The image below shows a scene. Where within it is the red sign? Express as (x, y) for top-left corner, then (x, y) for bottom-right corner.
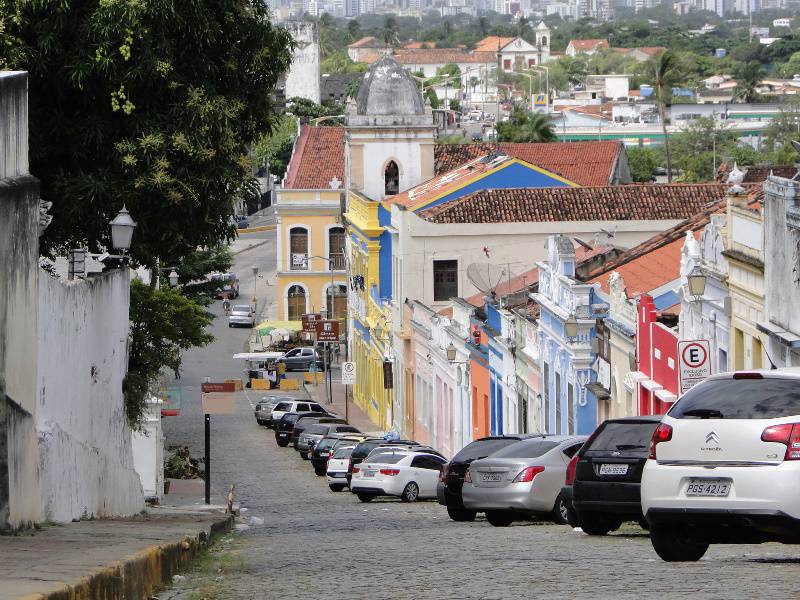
(302, 313), (322, 333)
(201, 382), (235, 393)
(315, 319), (340, 342)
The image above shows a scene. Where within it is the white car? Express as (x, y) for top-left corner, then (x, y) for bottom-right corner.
(642, 370), (800, 562)
(228, 304), (255, 328)
(270, 400), (327, 425)
(326, 445), (356, 492)
(350, 451), (447, 503)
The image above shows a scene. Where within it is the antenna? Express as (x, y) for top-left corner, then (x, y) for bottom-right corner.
(467, 262), (516, 304)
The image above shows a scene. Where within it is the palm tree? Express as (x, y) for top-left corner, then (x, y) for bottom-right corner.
(566, 59), (588, 89)
(517, 17), (529, 39)
(347, 19), (361, 42)
(382, 16), (398, 48)
(734, 61), (764, 104)
(477, 16), (489, 38)
(498, 108), (556, 142)
(653, 51), (677, 183)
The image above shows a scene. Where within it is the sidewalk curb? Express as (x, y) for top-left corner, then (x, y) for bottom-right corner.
(232, 238), (270, 256)
(19, 514), (234, 600)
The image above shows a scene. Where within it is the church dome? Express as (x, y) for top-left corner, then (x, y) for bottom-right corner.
(356, 55), (425, 116)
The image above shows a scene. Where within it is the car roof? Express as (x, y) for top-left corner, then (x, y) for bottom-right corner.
(704, 368), (800, 382)
(602, 415), (663, 424)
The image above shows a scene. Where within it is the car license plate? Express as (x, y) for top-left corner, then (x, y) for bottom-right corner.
(480, 472), (502, 482)
(686, 478), (731, 497)
(599, 464), (628, 476)
(363, 471), (375, 478)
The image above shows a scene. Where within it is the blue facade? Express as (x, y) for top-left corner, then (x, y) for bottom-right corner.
(378, 204), (393, 300)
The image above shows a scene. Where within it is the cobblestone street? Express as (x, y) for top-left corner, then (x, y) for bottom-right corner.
(159, 233), (800, 600)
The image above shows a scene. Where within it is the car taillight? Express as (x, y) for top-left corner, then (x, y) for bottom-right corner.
(352, 466), (360, 474)
(648, 423), (673, 460)
(761, 423), (800, 460)
(733, 372), (763, 379)
(439, 464), (450, 483)
(512, 466), (545, 483)
(464, 470), (472, 483)
(380, 468), (400, 476)
(348, 458), (353, 471)
(565, 454), (580, 486)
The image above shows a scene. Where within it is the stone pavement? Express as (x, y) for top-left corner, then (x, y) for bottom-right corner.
(0, 505), (232, 600)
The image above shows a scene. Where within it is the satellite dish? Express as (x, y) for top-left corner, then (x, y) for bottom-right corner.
(467, 262), (516, 303)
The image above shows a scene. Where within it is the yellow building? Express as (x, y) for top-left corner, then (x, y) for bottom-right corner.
(723, 185), (767, 370)
(276, 125), (348, 323)
(344, 191), (394, 429)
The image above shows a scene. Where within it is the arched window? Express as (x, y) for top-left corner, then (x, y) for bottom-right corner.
(287, 285), (306, 321)
(289, 226), (308, 270)
(384, 160), (399, 196)
(326, 284), (348, 320)
(328, 226), (346, 270)
(540, 35), (547, 47)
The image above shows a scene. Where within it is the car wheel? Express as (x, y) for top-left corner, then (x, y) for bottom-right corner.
(446, 501), (477, 522)
(299, 452), (308, 460)
(314, 467), (326, 476)
(276, 438), (289, 447)
(650, 526), (708, 562)
(357, 493), (373, 503)
(552, 492), (570, 525)
(637, 516), (651, 531)
(329, 484), (345, 492)
(485, 511), (514, 527)
(401, 482), (419, 503)
(579, 515), (622, 536)
(228, 323), (233, 328)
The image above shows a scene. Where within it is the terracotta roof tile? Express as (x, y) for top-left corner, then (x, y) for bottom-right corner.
(434, 141), (623, 185)
(283, 125), (345, 190)
(348, 36), (382, 48)
(419, 184), (731, 224)
(568, 39), (609, 52)
(474, 36), (515, 52)
(396, 49), (496, 65)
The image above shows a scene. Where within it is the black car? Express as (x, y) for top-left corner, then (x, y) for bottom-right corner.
(346, 439), (420, 485)
(291, 416), (345, 452)
(274, 411), (321, 447)
(309, 433), (364, 476)
(562, 416), (662, 535)
(437, 434), (541, 522)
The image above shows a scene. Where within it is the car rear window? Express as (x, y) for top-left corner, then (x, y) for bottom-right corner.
(670, 378), (800, 420)
(586, 422), (659, 453)
(332, 447), (354, 459)
(364, 453), (405, 464)
(452, 438), (521, 462)
(352, 441), (380, 459)
(304, 424), (328, 435)
(490, 440), (559, 459)
(336, 426), (360, 433)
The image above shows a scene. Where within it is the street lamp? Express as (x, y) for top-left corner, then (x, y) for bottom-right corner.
(251, 264), (259, 307)
(565, 313), (579, 339)
(687, 267), (707, 301)
(110, 205), (137, 254)
(446, 341), (457, 361)
(168, 269), (179, 287)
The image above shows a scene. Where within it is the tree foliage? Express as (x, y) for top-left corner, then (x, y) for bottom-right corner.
(627, 147), (662, 182)
(254, 115), (298, 179)
(497, 109), (557, 143)
(2, 0), (293, 270)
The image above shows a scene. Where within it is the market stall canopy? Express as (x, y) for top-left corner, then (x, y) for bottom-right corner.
(232, 352), (286, 361)
(256, 320), (302, 336)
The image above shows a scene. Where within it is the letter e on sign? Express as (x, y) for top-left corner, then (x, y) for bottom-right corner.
(678, 339), (711, 396)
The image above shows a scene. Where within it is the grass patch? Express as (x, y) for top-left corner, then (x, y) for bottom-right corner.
(160, 533), (246, 600)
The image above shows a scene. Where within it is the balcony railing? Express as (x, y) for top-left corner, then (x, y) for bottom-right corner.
(329, 253), (346, 271)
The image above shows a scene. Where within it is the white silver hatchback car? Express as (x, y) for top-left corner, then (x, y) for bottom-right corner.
(642, 370), (800, 561)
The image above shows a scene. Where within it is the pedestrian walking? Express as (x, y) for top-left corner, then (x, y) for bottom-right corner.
(222, 293), (231, 315)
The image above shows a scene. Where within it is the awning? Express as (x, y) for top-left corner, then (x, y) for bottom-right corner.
(640, 378), (663, 392)
(256, 320), (303, 336)
(585, 382), (611, 400)
(654, 388), (678, 403)
(232, 352), (285, 361)
(757, 320), (800, 348)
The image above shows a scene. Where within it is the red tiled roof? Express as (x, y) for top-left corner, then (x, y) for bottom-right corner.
(474, 36), (515, 52)
(434, 141), (623, 185)
(395, 49), (496, 65)
(403, 41), (437, 49)
(283, 125), (345, 190)
(419, 184), (732, 224)
(568, 39), (609, 52)
(348, 36), (382, 48)
(716, 162), (798, 184)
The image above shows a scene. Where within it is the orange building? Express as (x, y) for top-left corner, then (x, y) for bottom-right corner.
(469, 323), (491, 439)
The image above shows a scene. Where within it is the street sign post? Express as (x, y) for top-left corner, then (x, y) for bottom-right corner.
(302, 313), (322, 334)
(341, 361), (356, 385)
(315, 319), (339, 342)
(678, 339), (711, 396)
(200, 381), (238, 504)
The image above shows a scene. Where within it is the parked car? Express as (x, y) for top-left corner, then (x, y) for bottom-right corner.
(470, 132), (482, 142)
(228, 304), (255, 328)
(642, 370), (800, 562)
(438, 435), (541, 522)
(462, 435), (586, 527)
(274, 411), (324, 447)
(270, 400), (326, 426)
(279, 347), (324, 371)
(563, 416), (661, 535)
(350, 451), (447, 502)
(236, 215), (249, 229)
(292, 416), (345, 453)
(297, 422), (359, 458)
(365, 445), (445, 461)
(327, 445), (357, 492)
(346, 439), (421, 484)
(254, 396), (290, 426)
(211, 272), (240, 299)
(310, 434), (366, 476)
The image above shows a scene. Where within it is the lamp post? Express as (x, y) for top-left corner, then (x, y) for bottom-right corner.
(565, 313), (579, 340)
(251, 264), (259, 309)
(168, 269), (179, 287)
(110, 205), (137, 256)
(687, 267), (707, 301)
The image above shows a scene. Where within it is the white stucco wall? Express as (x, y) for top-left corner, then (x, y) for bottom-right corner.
(131, 396), (164, 502)
(37, 269), (144, 522)
(285, 22), (321, 104)
(360, 137), (424, 201)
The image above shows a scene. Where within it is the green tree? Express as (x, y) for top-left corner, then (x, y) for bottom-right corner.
(497, 109), (557, 142)
(653, 51), (679, 182)
(733, 61), (764, 103)
(383, 16), (399, 47)
(627, 147), (662, 182)
(2, 0), (293, 271)
(764, 100), (800, 165)
(321, 50), (369, 75)
(347, 19), (361, 41)
(669, 116), (740, 182)
(254, 115), (298, 179)
(125, 280), (214, 427)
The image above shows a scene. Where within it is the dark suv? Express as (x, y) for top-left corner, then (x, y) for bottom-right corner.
(438, 435), (540, 522)
(275, 412), (321, 447)
(291, 416), (346, 452)
(346, 439), (420, 484)
(562, 416), (661, 535)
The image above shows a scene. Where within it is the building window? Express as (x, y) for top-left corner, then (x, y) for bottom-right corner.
(555, 371), (562, 434)
(433, 259), (458, 301)
(528, 58), (536, 67)
(289, 227), (309, 270)
(503, 58), (511, 70)
(595, 319), (611, 362)
(287, 285), (306, 320)
(326, 284), (348, 320)
(543, 362), (550, 433)
(541, 36), (547, 47)
(384, 160), (399, 196)
(328, 227), (346, 270)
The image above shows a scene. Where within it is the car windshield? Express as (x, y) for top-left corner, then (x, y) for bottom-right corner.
(586, 422), (659, 452)
(489, 440), (559, 459)
(332, 447), (354, 459)
(232, 305), (250, 313)
(364, 453), (406, 464)
(670, 378), (800, 420)
(452, 438), (523, 463)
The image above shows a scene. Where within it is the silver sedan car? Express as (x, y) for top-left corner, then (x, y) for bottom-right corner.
(462, 435), (587, 527)
(228, 304), (255, 328)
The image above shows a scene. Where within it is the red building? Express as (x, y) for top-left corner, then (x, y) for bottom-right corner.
(635, 294), (679, 416)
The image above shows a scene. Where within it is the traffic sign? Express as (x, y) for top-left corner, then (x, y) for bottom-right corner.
(315, 319), (340, 342)
(302, 313), (322, 334)
(341, 361), (356, 385)
(678, 339), (711, 395)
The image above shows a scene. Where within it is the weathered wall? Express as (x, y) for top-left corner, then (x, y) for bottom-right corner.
(37, 269), (144, 522)
(0, 70), (41, 532)
(284, 21), (320, 104)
